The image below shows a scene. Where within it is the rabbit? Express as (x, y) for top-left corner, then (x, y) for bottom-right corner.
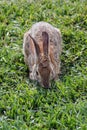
(23, 21), (62, 88)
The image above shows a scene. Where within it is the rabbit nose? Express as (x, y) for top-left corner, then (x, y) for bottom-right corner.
(45, 85), (49, 89)
(43, 82), (49, 88)
(41, 78), (50, 88)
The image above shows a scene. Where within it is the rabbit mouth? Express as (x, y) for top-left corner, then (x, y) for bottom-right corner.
(42, 80), (49, 88)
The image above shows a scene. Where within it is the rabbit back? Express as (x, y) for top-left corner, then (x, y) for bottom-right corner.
(23, 21), (62, 80)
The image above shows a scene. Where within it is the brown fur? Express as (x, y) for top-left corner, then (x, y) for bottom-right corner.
(23, 22), (62, 88)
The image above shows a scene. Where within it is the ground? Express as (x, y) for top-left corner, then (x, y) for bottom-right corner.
(0, 0), (87, 130)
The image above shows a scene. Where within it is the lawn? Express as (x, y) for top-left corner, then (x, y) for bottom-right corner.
(0, 0), (87, 130)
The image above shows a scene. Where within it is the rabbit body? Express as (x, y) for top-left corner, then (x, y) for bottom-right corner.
(23, 21), (62, 88)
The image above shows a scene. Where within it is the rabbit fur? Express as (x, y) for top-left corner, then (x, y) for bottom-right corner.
(23, 21), (62, 88)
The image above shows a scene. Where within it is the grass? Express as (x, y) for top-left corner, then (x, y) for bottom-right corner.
(0, 0), (87, 129)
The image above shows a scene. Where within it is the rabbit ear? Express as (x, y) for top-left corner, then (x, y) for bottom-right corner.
(29, 34), (40, 57)
(42, 32), (49, 56)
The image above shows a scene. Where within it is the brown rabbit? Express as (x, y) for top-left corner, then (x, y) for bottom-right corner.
(23, 22), (62, 88)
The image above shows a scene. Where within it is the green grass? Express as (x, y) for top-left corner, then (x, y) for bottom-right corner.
(0, 0), (87, 129)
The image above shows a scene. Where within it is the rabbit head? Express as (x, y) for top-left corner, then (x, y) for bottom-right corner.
(29, 32), (51, 88)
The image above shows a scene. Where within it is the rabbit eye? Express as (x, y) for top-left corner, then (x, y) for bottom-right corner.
(36, 71), (39, 75)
